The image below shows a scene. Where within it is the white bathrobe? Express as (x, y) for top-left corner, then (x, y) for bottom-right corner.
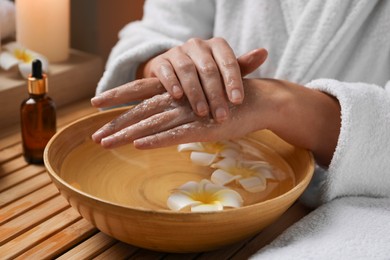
(97, 0), (390, 258)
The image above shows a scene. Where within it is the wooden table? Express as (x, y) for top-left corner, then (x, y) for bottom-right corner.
(0, 99), (312, 259)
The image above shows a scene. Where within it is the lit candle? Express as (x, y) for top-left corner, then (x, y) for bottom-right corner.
(16, 0), (69, 62)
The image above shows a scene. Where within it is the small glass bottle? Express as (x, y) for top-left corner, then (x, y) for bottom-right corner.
(20, 59), (56, 164)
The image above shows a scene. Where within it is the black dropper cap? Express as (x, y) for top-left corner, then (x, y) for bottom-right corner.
(28, 59), (48, 95)
(32, 59), (43, 79)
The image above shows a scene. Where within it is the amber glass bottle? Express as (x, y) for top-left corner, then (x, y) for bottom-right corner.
(20, 60), (56, 164)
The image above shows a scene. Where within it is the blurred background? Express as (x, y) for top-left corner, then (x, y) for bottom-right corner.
(0, 0), (145, 63)
(71, 0), (144, 63)
(0, 0), (145, 129)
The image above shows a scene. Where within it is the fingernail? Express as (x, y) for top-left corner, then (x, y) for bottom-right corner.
(92, 129), (105, 142)
(91, 96), (103, 106)
(134, 138), (147, 149)
(133, 139), (143, 148)
(172, 85), (183, 98)
(231, 89), (243, 103)
(101, 136), (114, 148)
(215, 107), (227, 122)
(196, 101), (208, 116)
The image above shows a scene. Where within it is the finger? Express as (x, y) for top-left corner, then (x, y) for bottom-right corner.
(133, 121), (220, 149)
(149, 57), (184, 99)
(92, 93), (175, 143)
(186, 38), (230, 123)
(209, 38), (244, 105)
(238, 48), (268, 76)
(168, 47), (209, 117)
(100, 105), (197, 149)
(91, 78), (164, 108)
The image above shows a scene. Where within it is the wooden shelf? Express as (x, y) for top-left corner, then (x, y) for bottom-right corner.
(0, 49), (103, 130)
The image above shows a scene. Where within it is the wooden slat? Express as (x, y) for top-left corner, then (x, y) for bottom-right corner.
(94, 242), (139, 259)
(0, 143), (22, 164)
(57, 232), (117, 260)
(0, 172), (52, 207)
(0, 164), (45, 192)
(0, 184), (59, 225)
(15, 219), (97, 260)
(0, 195), (70, 245)
(0, 130), (19, 149)
(0, 207), (81, 259)
(0, 157), (28, 177)
(162, 253), (199, 260)
(197, 237), (253, 260)
(125, 249), (165, 260)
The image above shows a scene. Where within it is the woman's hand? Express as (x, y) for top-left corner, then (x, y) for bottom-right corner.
(91, 78), (341, 167)
(92, 78), (274, 149)
(138, 38), (268, 123)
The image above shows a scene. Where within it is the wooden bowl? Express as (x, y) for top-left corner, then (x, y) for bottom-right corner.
(44, 107), (314, 253)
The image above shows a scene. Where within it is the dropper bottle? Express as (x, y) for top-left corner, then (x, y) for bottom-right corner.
(20, 59), (56, 164)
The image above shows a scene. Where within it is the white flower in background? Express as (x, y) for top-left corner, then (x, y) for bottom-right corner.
(0, 42), (49, 78)
(177, 141), (240, 166)
(211, 157), (275, 193)
(167, 179), (243, 212)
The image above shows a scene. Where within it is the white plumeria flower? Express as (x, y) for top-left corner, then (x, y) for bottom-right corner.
(177, 141), (240, 166)
(234, 139), (265, 159)
(167, 179), (243, 212)
(211, 157), (275, 193)
(0, 42), (49, 78)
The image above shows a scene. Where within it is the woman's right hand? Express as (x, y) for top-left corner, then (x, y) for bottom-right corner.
(138, 38), (268, 123)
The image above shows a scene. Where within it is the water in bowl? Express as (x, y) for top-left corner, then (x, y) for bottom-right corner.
(60, 137), (295, 211)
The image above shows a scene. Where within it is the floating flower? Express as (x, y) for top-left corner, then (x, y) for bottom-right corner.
(167, 179), (243, 212)
(234, 139), (265, 159)
(211, 157), (275, 193)
(177, 141), (240, 166)
(0, 42), (49, 78)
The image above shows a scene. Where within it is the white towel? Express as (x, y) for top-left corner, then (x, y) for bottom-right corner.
(251, 197), (390, 260)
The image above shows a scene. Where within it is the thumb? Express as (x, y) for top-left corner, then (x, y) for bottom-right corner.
(237, 48), (268, 77)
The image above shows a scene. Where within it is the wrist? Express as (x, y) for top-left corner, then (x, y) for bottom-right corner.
(264, 80), (341, 167)
(308, 90), (341, 166)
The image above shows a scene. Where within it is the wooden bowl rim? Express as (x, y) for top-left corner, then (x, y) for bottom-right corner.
(44, 107), (315, 216)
